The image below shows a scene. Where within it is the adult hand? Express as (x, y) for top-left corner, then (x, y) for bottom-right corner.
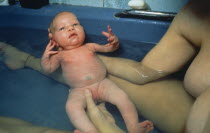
(85, 89), (125, 133)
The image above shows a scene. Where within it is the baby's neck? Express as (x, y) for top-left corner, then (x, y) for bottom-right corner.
(62, 43), (84, 51)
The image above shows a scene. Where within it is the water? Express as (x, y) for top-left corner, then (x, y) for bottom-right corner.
(0, 27), (162, 132)
(0, 26), (155, 59)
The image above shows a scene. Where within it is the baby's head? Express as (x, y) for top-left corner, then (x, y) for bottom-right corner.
(48, 11), (86, 50)
(48, 12), (76, 34)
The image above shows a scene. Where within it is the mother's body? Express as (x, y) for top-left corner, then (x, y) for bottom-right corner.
(102, 0), (210, 132)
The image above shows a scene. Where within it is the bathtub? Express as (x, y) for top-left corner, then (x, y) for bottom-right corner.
(0, 3), (171, 133)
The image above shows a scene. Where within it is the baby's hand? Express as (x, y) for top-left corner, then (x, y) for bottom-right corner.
(102, 25), (119, 51)
(42, 40), (59, 60)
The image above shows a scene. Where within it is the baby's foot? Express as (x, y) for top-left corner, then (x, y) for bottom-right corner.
(1, 44), (29, 70)
(136, 120), (154, 133)
(74, 129), (81, 133)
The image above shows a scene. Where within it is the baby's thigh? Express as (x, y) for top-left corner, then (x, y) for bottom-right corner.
(99, 79), (130, 104)
(66, 88), (87, 110)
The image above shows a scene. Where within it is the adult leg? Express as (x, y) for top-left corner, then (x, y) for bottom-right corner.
(25, 55), (65, 84)
(0, 42), (65, 84)
(1, 43), (195, 132)
(185, 88), (210, 133)
(0, 42), (29, 70)
(0, 116), (71, 133)
(108, 75), (194, 133)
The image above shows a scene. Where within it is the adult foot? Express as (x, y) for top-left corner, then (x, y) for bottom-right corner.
(0, 42), (7, 50)
(1, 43), (30, 70)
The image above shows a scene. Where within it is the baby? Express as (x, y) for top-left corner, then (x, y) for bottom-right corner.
(41, 11), (153, 133)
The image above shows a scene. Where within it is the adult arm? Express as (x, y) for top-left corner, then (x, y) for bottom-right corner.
(98, 5), (197, 84)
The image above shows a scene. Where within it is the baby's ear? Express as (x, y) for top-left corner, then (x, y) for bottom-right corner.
(48, 28), (53, 39)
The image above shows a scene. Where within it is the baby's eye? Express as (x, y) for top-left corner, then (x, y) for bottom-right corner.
(73, 23), (79, 26)
(59, 27), (65, 31)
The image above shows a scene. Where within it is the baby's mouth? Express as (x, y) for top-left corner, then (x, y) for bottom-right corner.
(69, 33), (77, 38)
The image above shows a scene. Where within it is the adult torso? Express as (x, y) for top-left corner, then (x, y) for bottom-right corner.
(181, 2), (210, 97)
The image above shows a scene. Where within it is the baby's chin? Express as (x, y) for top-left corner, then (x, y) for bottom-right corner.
(68, 37), (83, 45)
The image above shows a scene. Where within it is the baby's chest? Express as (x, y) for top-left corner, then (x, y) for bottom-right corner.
(62, 50), (95, 64)
(61, 53), (104, 75)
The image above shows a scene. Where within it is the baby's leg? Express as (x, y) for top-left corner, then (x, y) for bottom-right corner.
(99, 79), (153, 133)
(66, 89), (98, 133)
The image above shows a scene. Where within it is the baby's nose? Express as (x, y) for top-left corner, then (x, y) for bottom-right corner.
(68, 26), (74, 31)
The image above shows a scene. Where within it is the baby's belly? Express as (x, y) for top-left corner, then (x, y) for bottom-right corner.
(63, 67), (107, 88)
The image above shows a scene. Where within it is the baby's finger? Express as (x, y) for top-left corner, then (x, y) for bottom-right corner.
(107, 35), (115, 42)
(48, 51), (58, 55)
(101, 31), (109, 38)
(46, 40), (52, 49)
(46, 40), (54, 49)
(48, 42), (56, 50)
(107, 25), (114, 35)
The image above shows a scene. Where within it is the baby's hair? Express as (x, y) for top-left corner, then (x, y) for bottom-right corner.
(48, 11), (76, 34)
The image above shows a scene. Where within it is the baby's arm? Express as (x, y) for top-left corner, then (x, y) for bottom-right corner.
(87, 25), (119, 53)
(41, 40), (60, 74)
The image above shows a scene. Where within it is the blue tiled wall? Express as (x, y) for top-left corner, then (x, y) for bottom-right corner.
(50, 0), (189, 12)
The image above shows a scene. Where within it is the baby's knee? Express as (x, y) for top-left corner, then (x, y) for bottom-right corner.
(118, 90), (130, 101)
(111, 91), (131, 106)
(65, 100), (82, 114)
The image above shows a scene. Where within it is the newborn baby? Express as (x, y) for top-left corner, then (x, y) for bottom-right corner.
(41, 11), (153, 133)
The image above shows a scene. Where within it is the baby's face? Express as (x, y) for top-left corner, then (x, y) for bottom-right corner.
(51, 12), (85, 50)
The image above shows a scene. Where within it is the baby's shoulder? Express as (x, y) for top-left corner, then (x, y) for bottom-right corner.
(85, 43), (98, 47)
(84, 43), (98, 51)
